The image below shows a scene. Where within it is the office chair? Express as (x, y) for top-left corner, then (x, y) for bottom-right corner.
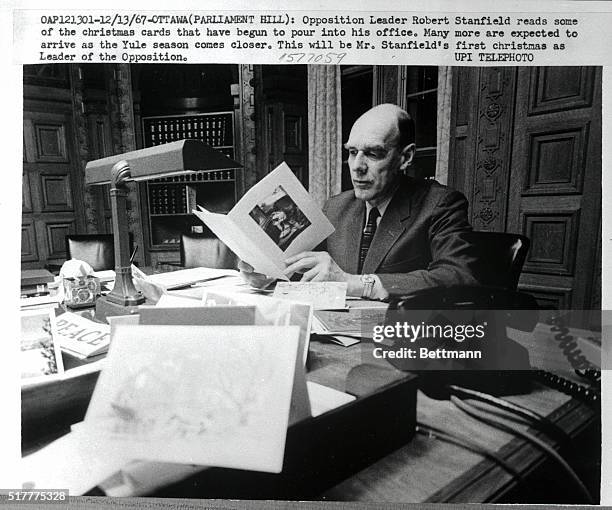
(386, 231), (535, 398)
(65, 233), (134, 272)
(179, 233), (238, 269)
(465, 231), (530, 291)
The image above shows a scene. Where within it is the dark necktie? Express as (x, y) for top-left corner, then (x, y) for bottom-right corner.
(358, 207), (380, 273)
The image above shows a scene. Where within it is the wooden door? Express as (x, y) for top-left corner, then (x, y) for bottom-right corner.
(22, 107), (85, 269)
(448, 66), (601, 310)
(263, 102), (308, 186)
(507, 67), (601, 309)
(256, 66), (309, 187)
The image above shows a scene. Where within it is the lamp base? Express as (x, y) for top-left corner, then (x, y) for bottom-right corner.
(94, 295), (142, 323)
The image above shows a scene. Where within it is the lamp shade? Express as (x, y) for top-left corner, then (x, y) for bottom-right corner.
(85, 139), (241, 185)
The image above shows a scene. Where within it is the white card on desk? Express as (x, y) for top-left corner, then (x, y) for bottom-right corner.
(273, 281), (347, 310)
(83, 325), (300, 473)
(55, 311), (110, 359)
(146, 267), (238, 290)
(21, 430), (131, 495)
(328, 335), (361, 347)
(91, 269), (116, 282)
(155, 294), (207, 308)
(203, 290), (313, 366)
(139, 305), (257, 326)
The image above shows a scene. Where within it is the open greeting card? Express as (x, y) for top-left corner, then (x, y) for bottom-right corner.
(192, 162), (334, 280)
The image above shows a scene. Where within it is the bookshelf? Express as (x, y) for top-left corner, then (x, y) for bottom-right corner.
(142, 112), (237, 250)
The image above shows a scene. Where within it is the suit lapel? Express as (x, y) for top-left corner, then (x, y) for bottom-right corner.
(362, 182), (413, 273)
(339, 197), (365, 274)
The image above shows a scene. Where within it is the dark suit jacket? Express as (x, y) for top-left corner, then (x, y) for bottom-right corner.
(322, 177), (478, 296)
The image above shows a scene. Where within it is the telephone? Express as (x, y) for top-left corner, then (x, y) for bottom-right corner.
(384, 285), (537, 399)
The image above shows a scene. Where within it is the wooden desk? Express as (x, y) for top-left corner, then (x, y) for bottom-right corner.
(21, 305), (600, 503)
(307, 334), (599, 503)
(146, 334), (597, 502)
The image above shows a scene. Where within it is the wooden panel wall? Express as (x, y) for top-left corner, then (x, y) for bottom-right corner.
(448, 67), (601, 310)
(22, 84), (85, 269)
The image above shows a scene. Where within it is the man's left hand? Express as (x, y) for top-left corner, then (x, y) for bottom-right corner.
(284, 251), (347, 282)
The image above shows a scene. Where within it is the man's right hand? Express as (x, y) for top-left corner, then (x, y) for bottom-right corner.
(237, 260), (276, 289)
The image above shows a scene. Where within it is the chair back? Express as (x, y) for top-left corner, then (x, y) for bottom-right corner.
(66, 234), (115, 271)
(465, 231), (530, 291)
(180, 233), (237, 269)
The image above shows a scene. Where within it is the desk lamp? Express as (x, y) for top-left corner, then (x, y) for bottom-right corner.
(85, 139), (241, 320)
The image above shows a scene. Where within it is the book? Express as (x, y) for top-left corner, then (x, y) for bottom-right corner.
(192, 162), (334, 281)
(21, 269), (54, 287)
(55, 311), (111, 359)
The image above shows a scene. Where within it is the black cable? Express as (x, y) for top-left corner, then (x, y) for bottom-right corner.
(533, 369), (600, 408)
(416, 422), (526, 490)
(574, 368), (601, 385)
(450, 396), (593, 503)
(448, 384), (572, 447)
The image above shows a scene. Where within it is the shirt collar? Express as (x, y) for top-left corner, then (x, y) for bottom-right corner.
(366, 194), (393, 219)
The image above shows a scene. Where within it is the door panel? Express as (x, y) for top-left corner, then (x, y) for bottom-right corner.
(40, 219), (75, 259)
(448, 66), (601, 309)
(21, 221), (39, 263)
(22, 105), (83, 269)
(37, 168), (74, 212)
(528, 67), (595, 115)
(22, 173), (32, 213)
(508, 67), (601, 309)
(32, 122), (69, 162)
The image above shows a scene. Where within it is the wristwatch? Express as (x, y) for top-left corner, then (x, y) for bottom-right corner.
(360, 274), (376, 299)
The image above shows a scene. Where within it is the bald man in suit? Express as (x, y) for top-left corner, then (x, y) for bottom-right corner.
(245, 104), (478, 300)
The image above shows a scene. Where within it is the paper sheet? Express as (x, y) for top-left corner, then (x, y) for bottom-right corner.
(203, 290), (313, 366)
(155, 294), (205, 307)
(55, 311), (110, 359)
(307, 381), (356, 417)
(146, 267), (239, 290)
(21, 430), (132, 495)
(273, 281), (347, 310)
